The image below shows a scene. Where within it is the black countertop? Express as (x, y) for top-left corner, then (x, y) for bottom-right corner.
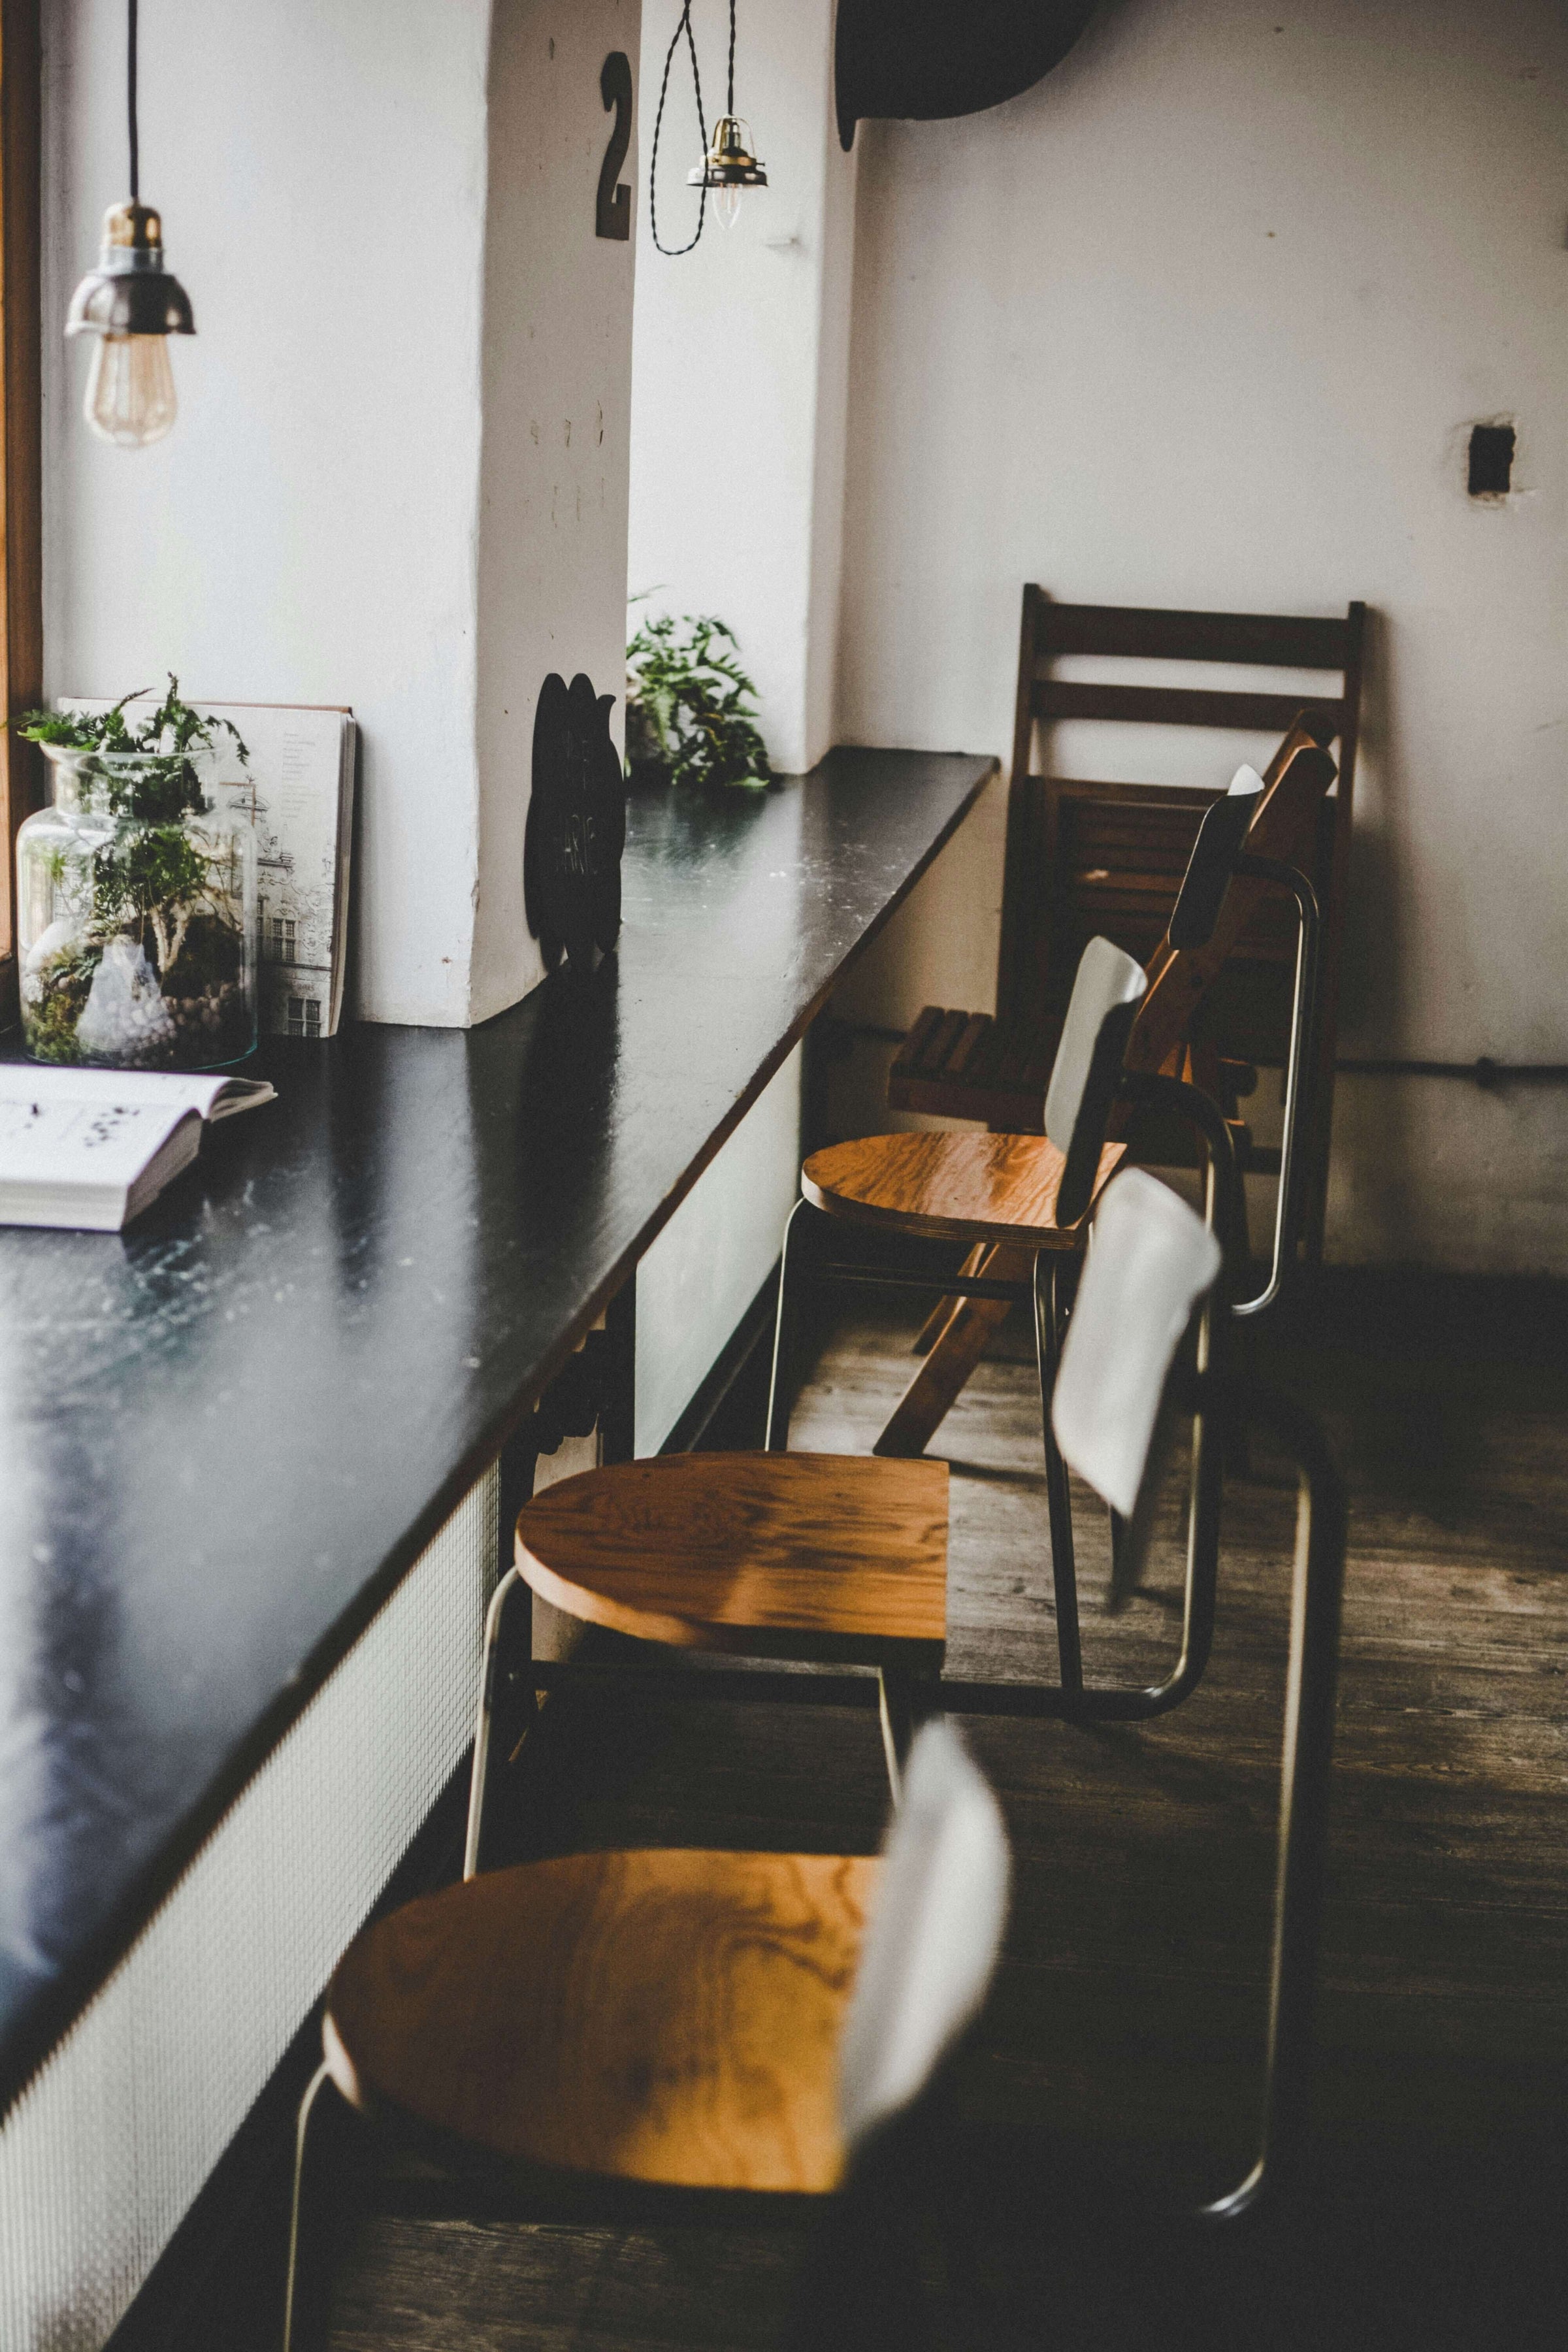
(0, 745), (994, 2113)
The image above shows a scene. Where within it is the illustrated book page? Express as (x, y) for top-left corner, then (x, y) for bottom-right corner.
(60, 698), (357, 1039)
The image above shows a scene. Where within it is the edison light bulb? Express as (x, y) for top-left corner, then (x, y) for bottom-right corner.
(714, 184), (744, 229)
(84, 332), (177, 449)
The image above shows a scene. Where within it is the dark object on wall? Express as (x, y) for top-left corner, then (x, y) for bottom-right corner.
(1467, 422), (1514, 497)
(597, 52), (633, 239)
(835, 0), (1098, 150)
(524, 673), (627, 974)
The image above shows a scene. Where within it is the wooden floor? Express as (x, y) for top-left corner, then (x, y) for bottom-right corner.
(168, 1273), (1568, 2350)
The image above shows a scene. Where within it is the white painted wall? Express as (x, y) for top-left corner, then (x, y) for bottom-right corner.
(834, 0), (1568, 1273)
(627, 0), (857, 772)
(42, 0), (642, 1030)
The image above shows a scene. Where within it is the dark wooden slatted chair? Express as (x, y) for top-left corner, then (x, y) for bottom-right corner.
(889, 588), (1365, 1260)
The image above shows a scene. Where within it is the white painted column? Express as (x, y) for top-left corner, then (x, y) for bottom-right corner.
(43, 0), (643, 1030)
(628, 0), (857, 774)
(472, 0), (643, 1022)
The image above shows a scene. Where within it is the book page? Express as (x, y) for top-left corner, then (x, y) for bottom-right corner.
(0, 1065), (272, 1122)
(0, 1091), (189, 1192)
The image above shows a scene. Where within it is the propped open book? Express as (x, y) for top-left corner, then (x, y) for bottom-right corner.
(0, 1066), (275, 1231)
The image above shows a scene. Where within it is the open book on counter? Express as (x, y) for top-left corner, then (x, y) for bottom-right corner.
(62, 698), (356, 1039)
(0, 1065), (275, 1232)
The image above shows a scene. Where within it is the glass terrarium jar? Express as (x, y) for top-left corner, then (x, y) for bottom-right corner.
(16, 744), (257, 1068)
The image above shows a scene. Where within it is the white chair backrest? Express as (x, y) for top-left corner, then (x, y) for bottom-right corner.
(838, 1720), (1011, 2157)
(1051, 1168), (1222, 1517)
(1043, 934), (1147, 1160)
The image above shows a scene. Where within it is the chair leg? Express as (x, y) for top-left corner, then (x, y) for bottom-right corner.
(911, 1243), (988, 1354)
(1035, 1252), (1084, 1706)
(766, 1196), (817, 1452)
(873, 1245), (1029, 1458)
(1199, 1390), (1345, 2223)
(463, 1563), (522, 1881)
(877, 1665), (941, 1803)
(280, 2059), (337, 2352)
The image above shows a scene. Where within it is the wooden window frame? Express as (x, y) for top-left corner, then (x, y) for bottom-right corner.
(0, 0), (42, 1031)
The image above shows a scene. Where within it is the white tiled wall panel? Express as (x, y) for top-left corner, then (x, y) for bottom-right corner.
(0, 1467), (498, 2352)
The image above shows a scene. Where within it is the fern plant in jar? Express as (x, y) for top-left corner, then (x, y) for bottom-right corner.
(12, 681), (257, 1068)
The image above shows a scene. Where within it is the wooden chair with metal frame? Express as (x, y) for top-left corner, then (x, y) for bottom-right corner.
(768, 728), (1331, 1722)
(870, 711), (1340, 1466)
(455, 904), (1199, 1821)
(1036, 1168), (1346, 2222)
(792, 1179), (1347, 2336)
(281, 1716), (1012, 2352)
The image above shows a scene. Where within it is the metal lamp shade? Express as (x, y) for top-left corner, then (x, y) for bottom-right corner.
(65, 201), (196, 339)
(687, 116), (768, 190)
(67, 267), (195, 338)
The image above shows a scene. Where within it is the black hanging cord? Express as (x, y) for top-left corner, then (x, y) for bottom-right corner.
(649, 1), (708, 256)
(127, 0), (140, 203)
(726, 0), (738, 118)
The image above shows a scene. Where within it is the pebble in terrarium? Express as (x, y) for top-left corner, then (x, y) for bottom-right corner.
(10, 678), (259, 1070)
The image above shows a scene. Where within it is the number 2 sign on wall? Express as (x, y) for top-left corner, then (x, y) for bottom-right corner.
(597, 53), (634, 240)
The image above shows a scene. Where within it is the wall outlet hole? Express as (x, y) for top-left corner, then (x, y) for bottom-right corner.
(1467, 423), (1515, 497)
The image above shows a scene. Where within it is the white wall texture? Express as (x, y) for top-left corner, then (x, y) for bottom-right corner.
(42, 0), (641, 1029)
(474, 0), (642, 1021)
(833, 0), (1568, 1273)
(627, 0), (857, 772)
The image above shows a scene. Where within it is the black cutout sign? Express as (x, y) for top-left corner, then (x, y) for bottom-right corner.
(597, 53), (633, 239)
(525, 672), (627, 974)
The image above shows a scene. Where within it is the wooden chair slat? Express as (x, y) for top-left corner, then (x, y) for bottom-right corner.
(900, 1001), (944, 1070)
(1037, 601), (1355, 670)
(947, 1012), (992, 1075)
(1033, 680), (1346, 735)
(922, 1007), (969, 1074)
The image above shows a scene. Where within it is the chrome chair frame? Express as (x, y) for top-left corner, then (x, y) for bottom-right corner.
(762, 1058), (1245, 1735)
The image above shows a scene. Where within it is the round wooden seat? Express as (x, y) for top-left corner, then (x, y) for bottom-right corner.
(324, 1848), (877, 2191)
(801, 1129), (1125, 1249)
(516, 1450), (947, 1663)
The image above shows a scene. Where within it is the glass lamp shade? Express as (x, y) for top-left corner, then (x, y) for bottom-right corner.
(84, 333), (178, 448)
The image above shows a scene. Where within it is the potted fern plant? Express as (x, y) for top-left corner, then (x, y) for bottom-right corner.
(626, 613), (772, 791)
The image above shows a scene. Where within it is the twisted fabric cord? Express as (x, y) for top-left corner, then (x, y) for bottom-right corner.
(649, 1), (709, 255)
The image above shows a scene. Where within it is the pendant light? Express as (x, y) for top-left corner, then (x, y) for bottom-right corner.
(65, 0), (195, 448)
(649, 0), (766, 255)
(687, 1), (767, 229)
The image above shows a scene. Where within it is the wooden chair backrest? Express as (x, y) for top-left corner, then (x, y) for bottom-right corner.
(999, 588), (1364, 1050)
(1000, 589), (1364, 1255)
(1123, 719), (1337, 1080)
